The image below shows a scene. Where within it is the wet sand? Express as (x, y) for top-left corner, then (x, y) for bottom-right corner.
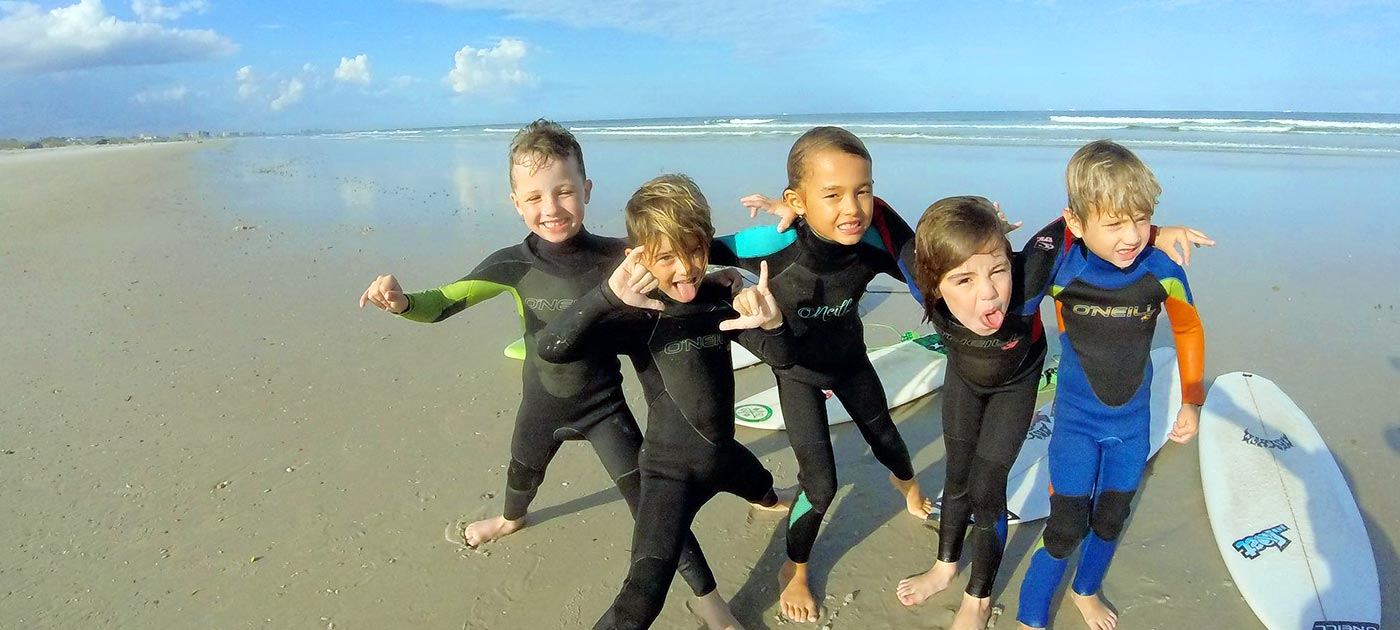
(0, 140), (1395, 629)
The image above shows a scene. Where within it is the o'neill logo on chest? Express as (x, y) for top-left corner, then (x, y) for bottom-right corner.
(796, 298), (853, 320)
(1070, 304), (1156, 321)
(664, 333), (724, 355)
(1312, 622), (1379, 630)
(1232, 524), (1291, 559)
(525, 297), (575, 311)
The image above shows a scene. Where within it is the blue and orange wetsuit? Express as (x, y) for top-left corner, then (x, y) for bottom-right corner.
(1015, 218), (1205, 628)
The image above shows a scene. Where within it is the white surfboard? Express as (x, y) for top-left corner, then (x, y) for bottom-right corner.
(731, 343), (762, 369)
(932, 347), (1181, 526)
(733, 333), (948, 431)
(1199, 372), (1381, 630)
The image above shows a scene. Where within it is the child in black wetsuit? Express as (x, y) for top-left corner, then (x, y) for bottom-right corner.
(358, 122), (746, 629)
(538, 174), (792, 630)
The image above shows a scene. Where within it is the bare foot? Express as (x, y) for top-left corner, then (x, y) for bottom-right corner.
(751, 486), (796, 513)
(688, 589), (746, 630)
(460, 515), (524, 547)
(778, 560), (820, 623)
(1070, 590), (1118, 630)
(891, 474), (933, 519)
(895, 560), (957, 606)
(949, 593), (993, 630)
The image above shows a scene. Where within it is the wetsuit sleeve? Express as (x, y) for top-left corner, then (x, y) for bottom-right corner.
(536, 283), (643, 364)
(867, 196), (925, 305)
(710, 225), (797, 273)
(732, 323), (795, 369)
(1011, 217), (1073, 317)
(397, 256), (521, 324)
(1159, 264), (1206, 405)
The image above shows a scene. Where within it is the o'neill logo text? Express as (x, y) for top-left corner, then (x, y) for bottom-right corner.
(1233, 524), (1291, 559)
(796, 298), (853, 320)
(664, 334), (723, 355)
(525, 297), (575, 311)
(1071, 304), (1157, 320)
(1242, 429), (1293, 451)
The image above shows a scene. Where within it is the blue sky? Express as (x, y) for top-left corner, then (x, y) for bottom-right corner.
(1, 0), (1398, 137)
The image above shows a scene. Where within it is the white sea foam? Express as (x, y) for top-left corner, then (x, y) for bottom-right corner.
(726, 118), (776, 125)
(1050, 115), (1252, 125)
(1267, 118), (1400, 131)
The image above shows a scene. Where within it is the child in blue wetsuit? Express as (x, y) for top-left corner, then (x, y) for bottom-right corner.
(538, 174), (792, 630)
(1015, 141), (1206, 630)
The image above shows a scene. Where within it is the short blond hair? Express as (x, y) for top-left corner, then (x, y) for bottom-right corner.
(1065, 140), (1161, 222)
(786, 126), (871, 190)
(913, 196), (1011, 305)
(508, 119), (585, 188)
(625, 174), (715, 266)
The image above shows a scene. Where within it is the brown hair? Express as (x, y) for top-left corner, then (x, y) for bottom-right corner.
(913, 196), (1011, 313)
(624, 174), (715, 271)
(1064, 140), (1160, 222)
(508, 118), (585, 188)
(785, 126), (871, 190)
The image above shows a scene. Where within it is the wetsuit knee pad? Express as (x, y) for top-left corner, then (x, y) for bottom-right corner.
(1089, 489), (1136, 542)
(506, 458), (547, 491)
(1042, 494), (1092, 559)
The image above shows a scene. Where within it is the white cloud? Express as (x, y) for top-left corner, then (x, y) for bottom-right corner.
(0, 0), (236, 74)
(131, 0), (208, 22)
(132, 84), (188, 103)
(335, 54), (371, 85)
(444, 38), (532, 95)
(235, 64), (258, 99)
(270, 77), (304, 111)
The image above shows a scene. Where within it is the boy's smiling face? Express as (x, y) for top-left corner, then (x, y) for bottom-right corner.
(641, 237), (709, 303)
(784, 149), (874, 245)
(510, 154), (591, 243)
(1065, 205), (1151, 269)
(937, 249), (1013, 336)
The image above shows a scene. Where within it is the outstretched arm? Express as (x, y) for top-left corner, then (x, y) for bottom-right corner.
(1151, 225), (1216, 267)
(536, 249), (657, 364)
(1161, 266), (1206, 444)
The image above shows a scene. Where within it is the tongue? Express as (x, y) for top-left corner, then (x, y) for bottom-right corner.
(981, 309), (1005, 330)
(673, 281), (698, 302)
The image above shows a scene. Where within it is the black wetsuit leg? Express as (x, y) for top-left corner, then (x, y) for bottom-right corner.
(581, 410), (718, 598)
(937, 366), (1040, 598)
(503, 412), (566, 521)
(830, 358), (916, 482)
(777, 374), (839, 565)
(594, 440), (777, 630)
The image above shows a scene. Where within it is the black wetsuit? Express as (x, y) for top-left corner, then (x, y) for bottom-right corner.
(891, 221), (1060, 599)
(711, 201), (917, 565)
(397, 230), (713, 595)
(537, 281), (790, 630)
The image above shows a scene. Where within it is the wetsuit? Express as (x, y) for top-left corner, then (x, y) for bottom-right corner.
(537, 280), (790, 630)
(854, 201), (1057, 598)
(1014, 219), (1205, 628)
(710, 198), (918, 565)
(397, 230), (715, 596)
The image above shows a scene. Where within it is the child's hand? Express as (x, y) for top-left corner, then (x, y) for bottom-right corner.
(1153, 226), (1216, 266)
(705, 267), (746, 297)
(993, 201), (1023, 234)
(721, 261), (782, 331)
(1169, 403), (1201, 444)
(741, 193), (799, 232)
(608, 248), (665, 311)
(360, 274), (408, 314)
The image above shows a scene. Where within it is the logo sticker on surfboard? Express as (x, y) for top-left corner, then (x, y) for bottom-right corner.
(735, 404), (773, 423)
(1232, 524), (1291, 559)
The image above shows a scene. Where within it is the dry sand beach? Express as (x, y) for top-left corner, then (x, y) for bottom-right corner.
(2, 139), (1397, 629)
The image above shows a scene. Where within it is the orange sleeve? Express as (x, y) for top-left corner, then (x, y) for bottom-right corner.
(1164, 296), (1205, 405)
